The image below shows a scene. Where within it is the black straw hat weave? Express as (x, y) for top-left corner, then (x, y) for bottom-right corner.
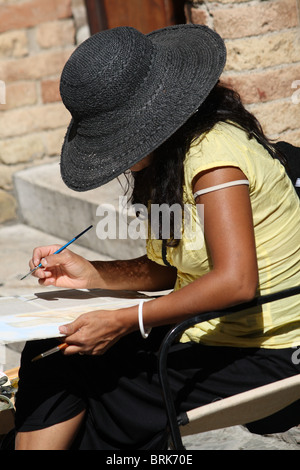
(60, 24), (226, 191)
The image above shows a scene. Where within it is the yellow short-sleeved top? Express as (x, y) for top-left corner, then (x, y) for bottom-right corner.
(146, 122), (300, 348)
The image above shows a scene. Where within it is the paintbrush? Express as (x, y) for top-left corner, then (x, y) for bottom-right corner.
(32, 342), (68, 362)
(20, 225), (93, 280)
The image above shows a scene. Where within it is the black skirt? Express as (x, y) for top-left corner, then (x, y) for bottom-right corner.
(15, 326), (300, 450)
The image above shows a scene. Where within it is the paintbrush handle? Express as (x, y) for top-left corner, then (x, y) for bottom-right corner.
(40, 224), (94, 262)
(21, 225), (93, 280)
(32, 343), (68, 362)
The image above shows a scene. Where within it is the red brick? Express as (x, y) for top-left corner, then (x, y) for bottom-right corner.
(250, 100), (300, 136)
(0, 103), (70, 138)
(225, 30), (300, 72)
(186, 5), (210, 26)
(0, 49), (73, 81)
(36, 20), (75, 49)
(1, 81), (37, 110)
(213, 0), (298, 39)
(41, 79), (61, 103)
(0, 30), (28, 58)
(222, 64), (300, 104)
(0, 0), (72, 33)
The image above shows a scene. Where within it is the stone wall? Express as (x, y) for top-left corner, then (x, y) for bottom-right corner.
(186, 0), (300, 145)
(0, 0), (89, 223)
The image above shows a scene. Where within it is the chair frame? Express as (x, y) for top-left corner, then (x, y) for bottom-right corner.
(157, 285), (300, 450)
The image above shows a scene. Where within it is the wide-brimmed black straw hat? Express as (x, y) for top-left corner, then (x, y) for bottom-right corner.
(60, 24), (226, 191)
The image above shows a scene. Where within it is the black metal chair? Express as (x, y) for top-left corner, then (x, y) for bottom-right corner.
(158, 285), (300, 450)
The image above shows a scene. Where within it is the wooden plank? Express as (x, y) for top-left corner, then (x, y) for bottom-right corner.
(103, 0), (169, 33)
(85, 0), (186, 35)
(84, 0), (108, 34)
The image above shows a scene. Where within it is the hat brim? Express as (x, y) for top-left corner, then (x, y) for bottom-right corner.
(60, 24), (226, 192)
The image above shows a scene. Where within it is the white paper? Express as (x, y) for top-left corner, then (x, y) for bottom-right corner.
(0, 289), (152, 344)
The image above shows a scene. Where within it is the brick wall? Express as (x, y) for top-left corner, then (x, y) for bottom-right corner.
(0, 0), (89, 223)
(186, 0), (300, 145)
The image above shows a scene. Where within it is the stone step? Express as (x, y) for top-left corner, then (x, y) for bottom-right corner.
(0, 222), (105, 371)
(13, 162), (146, 260)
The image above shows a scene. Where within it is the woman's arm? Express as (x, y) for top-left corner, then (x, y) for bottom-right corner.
(89, 257), (177, 291)
(30, 248), (177, 292)
(60, 166), (259, 356)
(142, 166), (258, 326)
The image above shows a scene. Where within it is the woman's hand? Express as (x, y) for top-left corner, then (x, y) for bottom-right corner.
(58, 306), (137, 355)
(29, 245), (99, 289)
(29, 249), (177, 292)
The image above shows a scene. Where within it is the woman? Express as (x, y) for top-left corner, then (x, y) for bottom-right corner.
(14, 24), (300, 450)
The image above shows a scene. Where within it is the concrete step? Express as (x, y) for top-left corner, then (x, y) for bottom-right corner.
(13, 162), (146, 260)
(0, 223), (106, 298)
